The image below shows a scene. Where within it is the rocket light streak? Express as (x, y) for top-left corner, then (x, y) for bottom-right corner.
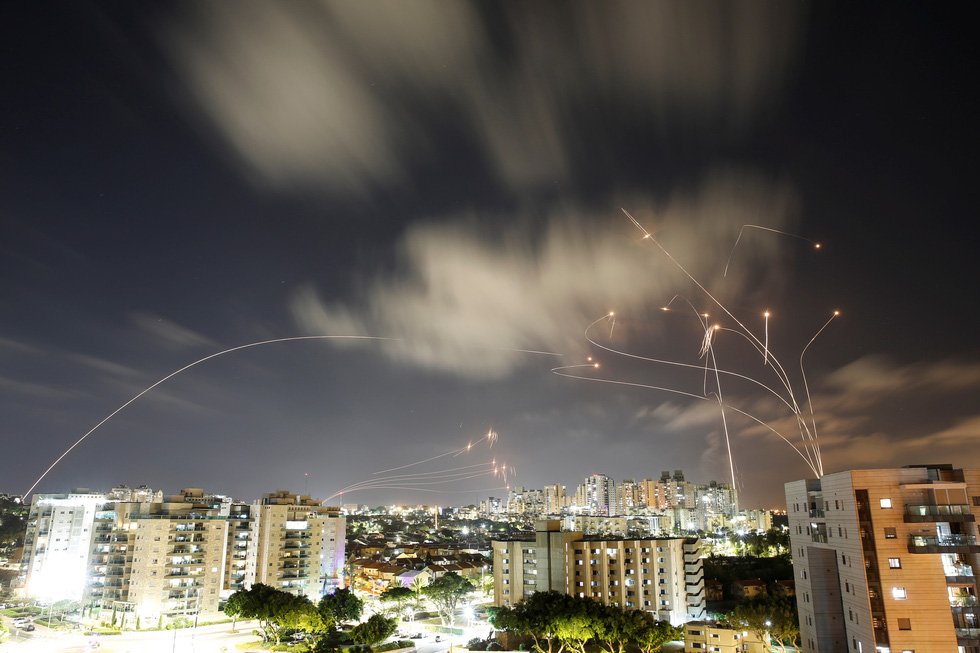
(374, 429), (497, 474)
(621, 209), (832, 477)
(799, 311), (840, 469)
(583, 315), (801, 417)
(572, 211), (837, 480)
(588, 308), (826, 477)
(25, 335), (553, 497)
(550, 365), (821, 476)
(723, 224), (822, 277)
(763, 311), (770, 366)
(325, 460), (507, 502)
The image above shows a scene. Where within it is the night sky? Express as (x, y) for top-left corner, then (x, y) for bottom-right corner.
(2, 2), (978, 508)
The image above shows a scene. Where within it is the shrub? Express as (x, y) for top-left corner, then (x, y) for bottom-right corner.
(486, 643), (502, 651)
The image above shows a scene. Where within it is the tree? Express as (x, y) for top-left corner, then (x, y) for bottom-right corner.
(552, 611), (595, 653)
(592, 605), (642, 653)
(379, 586), (414, 621)
(489, 591), (572, 653)
(224, 590), (248, 632)
(224, 583), (319, 645)
(318, 587), (364, 626)
(633, 616), (681, 653)
(409, 576), (427, 612)
(423, 572), (474, 626)
(351, 613), (398, 648)
(728, 595), (800, 653)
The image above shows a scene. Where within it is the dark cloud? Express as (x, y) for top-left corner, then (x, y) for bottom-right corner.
(162, 0), (804, 194)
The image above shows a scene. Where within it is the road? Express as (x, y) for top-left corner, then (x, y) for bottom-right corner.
(1, 618), (488, 653)
(1, 620), (262, 653)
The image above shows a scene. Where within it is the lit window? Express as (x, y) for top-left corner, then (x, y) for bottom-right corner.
(888, 558), (901, 569)
(884, 527), (897, 539)
(892, 587), (907, 600)
(880, 498), (892, 508)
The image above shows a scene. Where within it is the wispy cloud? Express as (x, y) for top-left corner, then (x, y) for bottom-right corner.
(0, 375), (78, 400)
(291, 173), (797, 378)
(161, 1), (804, 195)
(129, 312), (216, 350)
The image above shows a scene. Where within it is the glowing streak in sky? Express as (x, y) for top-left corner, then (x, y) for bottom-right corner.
(763, 311), (770, 366)
(723, 224), (822, 277)
(562, 211), (840, 481)
(25, 335), (554, 497)
(375, 427), (499, 473)
(799, 310), (840, 475)
(551, 364), (821, 476)
(620, 209), (835, 477)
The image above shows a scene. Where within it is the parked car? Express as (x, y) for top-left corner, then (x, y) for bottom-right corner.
(20, 624), (36, 632)
(12, 617), (34, 627)
(434, 635), (443, 642)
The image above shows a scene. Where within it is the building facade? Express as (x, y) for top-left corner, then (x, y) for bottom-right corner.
(21, 487), (345, 626)
(492, 520), (705, 626)
(786, 465), (980, 653)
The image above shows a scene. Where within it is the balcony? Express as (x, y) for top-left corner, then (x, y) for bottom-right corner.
(956, 628), (980, 644)
(809, 508), (825, 518)
(908, 534), (980, 554)
(946, 564), (975, 584)
(905, 504), (975, 523)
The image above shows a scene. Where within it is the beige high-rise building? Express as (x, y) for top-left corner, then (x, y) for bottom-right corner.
(492, 520), (704, 626)
(786, 464), (980, 653)
(492, 520), (581, 607)
(126, 510), (227, 621)
(247, 490), (345, 599)
(543, 484), (567, 515)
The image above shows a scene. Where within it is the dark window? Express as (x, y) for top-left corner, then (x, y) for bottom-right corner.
(898, 618), (911, 630)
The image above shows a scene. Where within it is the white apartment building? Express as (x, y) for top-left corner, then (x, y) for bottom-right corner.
(786, 464), (980, 653)
(21, 490), (108, 600)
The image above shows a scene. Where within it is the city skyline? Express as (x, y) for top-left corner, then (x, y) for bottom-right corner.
(2, 3), (979, 507)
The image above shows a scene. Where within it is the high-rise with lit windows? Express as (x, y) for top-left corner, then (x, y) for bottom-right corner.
(786, 465), (980, 653)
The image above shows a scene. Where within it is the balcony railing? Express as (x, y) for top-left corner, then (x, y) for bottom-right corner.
(909, 534), (980, 553)
(809, 509), (825, 518)
(956, 627), (980, 641)
(905, 504), (975, 522)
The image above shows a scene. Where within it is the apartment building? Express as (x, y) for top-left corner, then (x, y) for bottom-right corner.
(492, 520), (705, 626)
(492, 519), (581, 606)
(683, 621), (766, 652)
(568, 535), (705, 626)
(786, 464), (980, 653)
(21, 490), (109, 600)
(544, 484), (567, 515)
(248, 490), (346, 599)
(22, 486), (345, 625)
